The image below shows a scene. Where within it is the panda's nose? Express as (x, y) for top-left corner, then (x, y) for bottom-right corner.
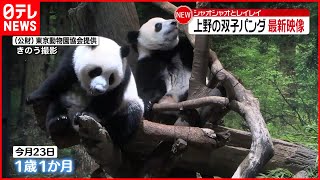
(171, 21), (177, 26)
(93, 84), (107, 94)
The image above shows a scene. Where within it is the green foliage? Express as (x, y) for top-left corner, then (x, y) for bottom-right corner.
(224, 111), (248, 131)
(267, 122), (318, 150)
(257, 160), (318, 178)
(258, 168), (294, 178)
(214, 4), (318, 174)
(215, 22), (318, 149)
(58, 148), (74, 158)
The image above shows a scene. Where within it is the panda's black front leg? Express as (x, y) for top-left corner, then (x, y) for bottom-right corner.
(140, 90), (164, 119)
(46, 99), (77, 137)
(26, 58), (77, 105)
(163, 65), (190, 104)
(105, 101), (143, 147)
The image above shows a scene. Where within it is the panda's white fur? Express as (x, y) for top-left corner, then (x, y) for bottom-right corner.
(123, 72), (143, 107)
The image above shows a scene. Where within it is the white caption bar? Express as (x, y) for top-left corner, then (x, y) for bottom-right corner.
(13, 146), (58, 158)
(12, 36), (99, 46)
(188, 17), (309, 35)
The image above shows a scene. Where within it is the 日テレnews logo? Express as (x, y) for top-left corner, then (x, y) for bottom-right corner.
(1, 1), (40, 35)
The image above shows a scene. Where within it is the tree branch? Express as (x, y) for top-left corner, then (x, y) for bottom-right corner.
(187, 2), (211, 99)
(138, 120), (229, 148)
(153, 96), (229, 112)
(188, 34), (211, 99)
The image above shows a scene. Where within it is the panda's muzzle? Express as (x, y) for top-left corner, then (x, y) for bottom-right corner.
(92, 84), (107, 94)
(165, 20), (178, 35)
(170, 20), (177, 26)
(90, 76), (108, 95)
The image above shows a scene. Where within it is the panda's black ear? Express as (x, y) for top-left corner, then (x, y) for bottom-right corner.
(127, 31), (139, 44)
(120, 45), (130, 58)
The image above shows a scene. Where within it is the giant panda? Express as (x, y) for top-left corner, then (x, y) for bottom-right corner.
(127, 17), (227, 177)
(127, 17), (194, 121)
(26, 37), (144, 147)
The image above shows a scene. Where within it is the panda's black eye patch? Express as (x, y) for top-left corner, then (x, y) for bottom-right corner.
(109, 73), (115, 85)
(155, 23), (162, 32)
(88, 67), (102, 78)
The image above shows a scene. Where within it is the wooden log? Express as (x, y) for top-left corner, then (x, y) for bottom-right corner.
(174, 126), (317, 177)
(119, 125), (316, 177)
(71, 115), (230, 177)
(153, 96), (229, 112)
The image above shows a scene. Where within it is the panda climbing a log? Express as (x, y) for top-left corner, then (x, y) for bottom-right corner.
(127, 17), (195, 121)
(26, 37), (144, 147)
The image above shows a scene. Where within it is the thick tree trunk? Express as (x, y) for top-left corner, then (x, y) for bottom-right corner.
(69, 2), (139, 44)
(6, 4), (51, 176)
(68, 2), (140, 72)
(188, 3), (211, 100)
(55, 3), (73, 35)
(21, 3), (51, 146)
(54, 2), (74, 60)
(3, 36), (13, 177)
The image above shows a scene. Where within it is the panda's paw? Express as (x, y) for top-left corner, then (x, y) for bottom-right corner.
(47, 115), (71, 135)
(144, 101), (154, 119)
(145, 101), (153, 113)
(73, 112), (85, 127)
(74, 112), (99, 126)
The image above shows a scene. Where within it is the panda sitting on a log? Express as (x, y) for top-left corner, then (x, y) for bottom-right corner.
(127, 17), (194, 121)
(26, 36), (144, 147)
